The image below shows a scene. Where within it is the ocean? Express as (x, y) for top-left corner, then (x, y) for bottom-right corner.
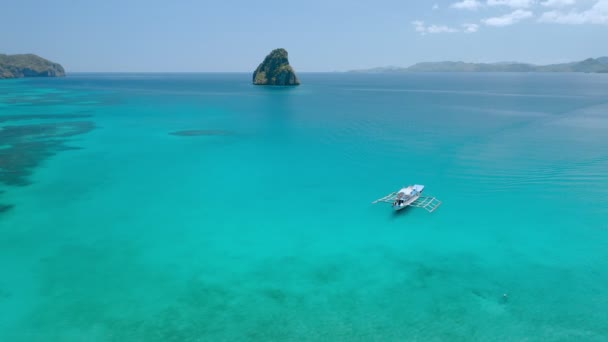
(0, 72), (607, 341)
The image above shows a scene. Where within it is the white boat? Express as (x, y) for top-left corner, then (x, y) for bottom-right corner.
(391, 185), (424, 211)
(372, 184), (441, 213)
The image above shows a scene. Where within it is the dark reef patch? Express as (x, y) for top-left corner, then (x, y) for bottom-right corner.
(0, 114), (92, 123)
(0, 204), (14, 213)
(260, 288), (288, 304)
(311, 262), (343, 285)
(0, 121), (94, 186)
(0, 79), (100, 215)
(0, 120), (94, 211)
(169, 129), (234, 137)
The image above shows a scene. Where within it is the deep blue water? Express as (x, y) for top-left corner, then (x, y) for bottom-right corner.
(0, 73), (607, 341)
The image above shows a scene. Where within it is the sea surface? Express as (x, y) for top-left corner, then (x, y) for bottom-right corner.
(0, 73), (607, 341)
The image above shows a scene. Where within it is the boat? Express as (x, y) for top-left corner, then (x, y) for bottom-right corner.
(391, 185), (424, 211)
(372, 184), (441, 213)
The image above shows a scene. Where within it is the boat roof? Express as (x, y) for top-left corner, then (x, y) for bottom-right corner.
(399, 185), (424, 193)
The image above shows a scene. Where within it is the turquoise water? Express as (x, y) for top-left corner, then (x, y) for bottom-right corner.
(0, 73), (607, 341)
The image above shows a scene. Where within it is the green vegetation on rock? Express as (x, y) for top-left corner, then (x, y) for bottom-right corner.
(0, 54), (65, 79)
(253, 49), (300, 86)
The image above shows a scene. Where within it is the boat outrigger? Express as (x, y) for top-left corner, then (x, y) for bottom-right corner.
(372, 184), (441, 213)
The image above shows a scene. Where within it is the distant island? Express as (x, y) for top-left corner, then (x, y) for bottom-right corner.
(0, 54), (65, 79)
(253, 48), (300, 86)
(350, 57), (608, 73)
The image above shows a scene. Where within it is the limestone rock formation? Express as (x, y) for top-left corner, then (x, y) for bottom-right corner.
(253, 49), (300, 86)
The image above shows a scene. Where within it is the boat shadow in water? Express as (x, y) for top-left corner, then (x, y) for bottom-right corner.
(390, 206), (414, 220)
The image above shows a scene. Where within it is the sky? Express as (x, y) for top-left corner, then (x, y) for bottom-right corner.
(1, 0), (607, 72)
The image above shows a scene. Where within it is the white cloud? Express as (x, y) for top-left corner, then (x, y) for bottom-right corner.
(451, 0), (483, 10)
(412, 20), (426, 33)
(433, 3), (440, 10)
(539, 0), (608, 23)
(482, 9), (534, 25)
(428, 25), (459, 33)
(463, 23), (481, 32)
(412, 21), (460, 34)
(487, 0), (536, 8)
(540, 0), (576, 7)
(452, 0), (536, 9)
(443, 0), (605, 29)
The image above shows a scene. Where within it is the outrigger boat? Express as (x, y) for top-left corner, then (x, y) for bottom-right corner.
(372, 184), (441, 213)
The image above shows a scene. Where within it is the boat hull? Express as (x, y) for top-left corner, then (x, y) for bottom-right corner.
(392, 193), (421, 211)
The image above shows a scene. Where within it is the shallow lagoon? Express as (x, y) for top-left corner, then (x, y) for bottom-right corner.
(0, 73), (607, 341)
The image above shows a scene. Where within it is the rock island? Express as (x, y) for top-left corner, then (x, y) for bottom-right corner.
(253, 48), (300, 86)
(0, 54), (65, 79)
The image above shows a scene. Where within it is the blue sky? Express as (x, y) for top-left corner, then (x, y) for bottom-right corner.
(1, 0), (606, 71)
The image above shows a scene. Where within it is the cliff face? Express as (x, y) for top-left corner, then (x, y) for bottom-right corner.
(253, 49), (300, 86)
(0, 54), (65, 79)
